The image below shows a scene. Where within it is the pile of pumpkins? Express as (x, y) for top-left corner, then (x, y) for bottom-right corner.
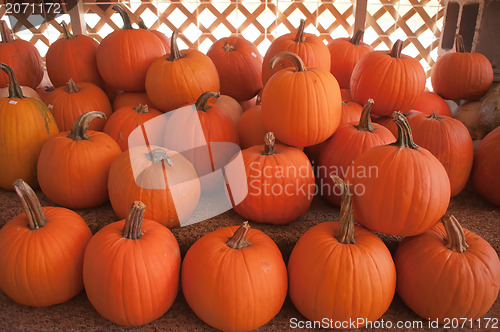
(0, 4), (499, 330)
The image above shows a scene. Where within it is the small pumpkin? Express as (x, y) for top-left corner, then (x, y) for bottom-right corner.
(83, 201), (181, 326)
(472, 126), (500, 205)
(453, 100), (484, 140)
(340, 100), (363, 124)
(237, 104), (267, 149)
(181, 222), (287, 331)
(395, 215), (500, 322)
(112, 91), (153, 111)
(0, 179), (92, 306)
(412, 91), (452, 117)
(137, 17), (171, 53)
(213, 94), (243, 124)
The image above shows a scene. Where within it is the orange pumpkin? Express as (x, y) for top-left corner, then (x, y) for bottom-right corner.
(137, 17), (171, 53)
(328, 30), (373, 89)
(340, 100), (363, 124)
(288, 177), (396, 327)
(96, 4), (165, 91)
(214, 94), (243, 124)
(145, 32), (220, 112)
(261, 52), (341, 147)
(37, 112), (121, 209)
(44, 79), (112, 131)
(0, 21), (43, 89)
(46, 22), (103, 88)
(372, 110), (421, 138)
(237, 104), (267, 149)
(181, 222), (287, 331)
(83, 201), (181, 326)
(112, 91), (153, 111)
(348, 112), (450, 236)
(395, 215), (500, 322)
(472, 126), (500, 205)
(0, 179), (92, 306)
(262, 19), (330, 86)
(0, 63), (58, 190)
(412, 91), (452, 117)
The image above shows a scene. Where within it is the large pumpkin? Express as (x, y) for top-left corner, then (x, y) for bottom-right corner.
(472, 126), (500, 205)
(37, 112), (121, 209)
(46, 22), (102, 88)
(261, 52), (341, 147)
(395, 215), (500, 322)
(0, 179), (92, 306)
(145, 32), (220, 112)
(0, 21), (43, 89)
(83, 201), (181, 326)
(0, 63), (59, 190)
(328, 30), (373, 89)
(96, 4), (165, 91)
(262, 19), (330, 86)
(431, 35), (493, 101)
(288, 177), (396, 327)
(108, 147), (201, 228)
(350, 40), (426, 116)
(408, 112), (473, 197)
(234, 132), (315, 224)
(182, 222), (287, 331)
(207, 36), (263, 101)
(348, 112), (450, 236)
(44, 79), (112, 131)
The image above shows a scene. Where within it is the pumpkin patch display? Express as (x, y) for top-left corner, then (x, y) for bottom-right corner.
(395, 215), (500, 322)
(0, 63), (59, 190)
(288, 176), (396, 327)
(83, 201), (181, 326)
(472, 126), (500, 206)
(181, 222), (287, 331)
(0, 179), (92, 307)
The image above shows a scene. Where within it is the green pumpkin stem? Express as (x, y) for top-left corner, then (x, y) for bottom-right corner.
(263, 132), (276, 155)
(13, 179), (46, 230)
(112, 4), (133, 30)
(269, 51), (307, 72)
(65, 78), (81, 94)
(331, 175), (355, 244)
(68, 111), (106, 141)
(354, 99), (376, 132)
(145, 148), (174, 167)
(0, 20), (14, 43)
(294, 19), (306, 43)
(226, 221), (252, 249)
(389, 40), (403, 58)
(61, 22), (73, 39)
(123, 201), (146, 240)
(168, 31), (183, 61)
(196, 91), (219, 112)
(0, 63), (25, 98)
(350, 30), (364, 45)
(391, 111), (419, 149)
(137, 17), (147, 30)
(223, 41), (236, 52)
(134, 104), (150, 114)
(455, 34), (465, 53)
(442, 214), (469, 253)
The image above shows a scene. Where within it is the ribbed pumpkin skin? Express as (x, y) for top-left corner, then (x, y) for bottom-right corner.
(472, 127), (500, 205)
(83, 218), (181, 326)
(394, 223), (500, 321)
(112, 91), (152, 111)
(46, 35), (102, 88)
(0, 98), (58, 190)
(412, 91), (452, 117)
(288, 222), (396, 325)
(207, 36), (263, 101)
(237, 105), (267, 149)
(181, 225), (288, 332)
(340, 100), (363, 124)
(44, 82), (112, 131)
(350, 46), (426, 116)
(408, 114), (473, 197)
(0, 207), (92, 306)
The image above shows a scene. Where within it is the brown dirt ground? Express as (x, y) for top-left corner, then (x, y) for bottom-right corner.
(0, 185), (498, 331)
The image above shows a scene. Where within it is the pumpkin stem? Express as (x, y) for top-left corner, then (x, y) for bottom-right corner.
(122, 201), (146, 240)
(13, 179), (46, 230)
(134, 104), (150, 114)
(112, 4), (133, 30)
(294, 19), (306, 43)
(269, 51), (307, 72)
(263, 132), (276, 155)
(196, 91), (219, 112)
(65, 78), (81, 94)
(226, 221), (252, 249)
(0, 63), (25, 98)
(331, 175), (355, 244)
(350, 30), (364, 45)
(145, 148), (174, 167)
(223, 41), (236, 52)
(168, 31), (184, 61)
(68, 111), (106, 141)
(389, 40), (403, 58)
(455, 34), (465, 53)
(391, 111), (419, 149)
(0, 20), (14, 43)
(137, 17), (147, 30)
(60, 22), (73, 39)
(428, 110), (443, 120)
(442, 214), (469, 253)
(354, 99), (376, 132)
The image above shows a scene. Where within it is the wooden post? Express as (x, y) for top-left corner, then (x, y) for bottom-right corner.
(67, 0), (86, 35)
(354, 0), (368, 33)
